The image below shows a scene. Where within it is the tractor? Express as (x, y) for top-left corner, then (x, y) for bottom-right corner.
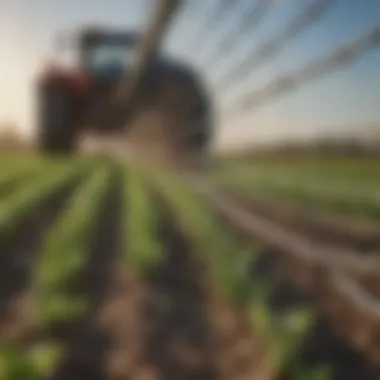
(35, 26), (213, 165)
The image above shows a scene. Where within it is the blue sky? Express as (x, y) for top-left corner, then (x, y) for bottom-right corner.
(0, 0), (379, 148)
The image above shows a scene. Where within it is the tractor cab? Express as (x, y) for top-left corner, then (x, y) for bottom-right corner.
(78, 28), (141, 83)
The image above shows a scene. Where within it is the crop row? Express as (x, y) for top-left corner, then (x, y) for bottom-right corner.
(0, 159), (168, 379)
(220, 158), (380, 184)
(215, 163), (380, 191)
(33, 166), (111, 326)
(0, 159), (109, 379)
(142, 166), (331, 380)
(213, 165), (380, 221)
(124, 165), (164, 274)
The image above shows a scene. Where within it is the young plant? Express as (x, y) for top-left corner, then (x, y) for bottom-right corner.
(123, 166), (164, 274)
(0, 163), (88, 244)
(33, 166), (111, 327)
(0, 342), (63, 380)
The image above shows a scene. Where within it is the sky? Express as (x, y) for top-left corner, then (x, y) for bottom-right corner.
(0, 0), (379, 150)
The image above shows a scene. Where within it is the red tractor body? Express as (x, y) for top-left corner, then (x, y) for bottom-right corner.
(38, 64), (92, 96)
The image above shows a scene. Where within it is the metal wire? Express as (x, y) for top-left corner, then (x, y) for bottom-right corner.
(203, 0), (277, 70)
(216, 0), (336, 91)
(188, 0), (237, 53)
(229, 25), (380, 115)
(128, 0), (379, 120)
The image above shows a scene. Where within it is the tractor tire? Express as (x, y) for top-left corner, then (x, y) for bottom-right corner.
(37, 87), (78, 154)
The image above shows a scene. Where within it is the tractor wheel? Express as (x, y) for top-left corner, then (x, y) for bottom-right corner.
(37, 86), (78, 154)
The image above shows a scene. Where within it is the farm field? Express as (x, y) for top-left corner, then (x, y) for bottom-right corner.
(0, 154), (379, 380)
(213, 156), (380, 222)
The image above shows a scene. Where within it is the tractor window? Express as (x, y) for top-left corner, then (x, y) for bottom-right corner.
(88, 43), (135, 74)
